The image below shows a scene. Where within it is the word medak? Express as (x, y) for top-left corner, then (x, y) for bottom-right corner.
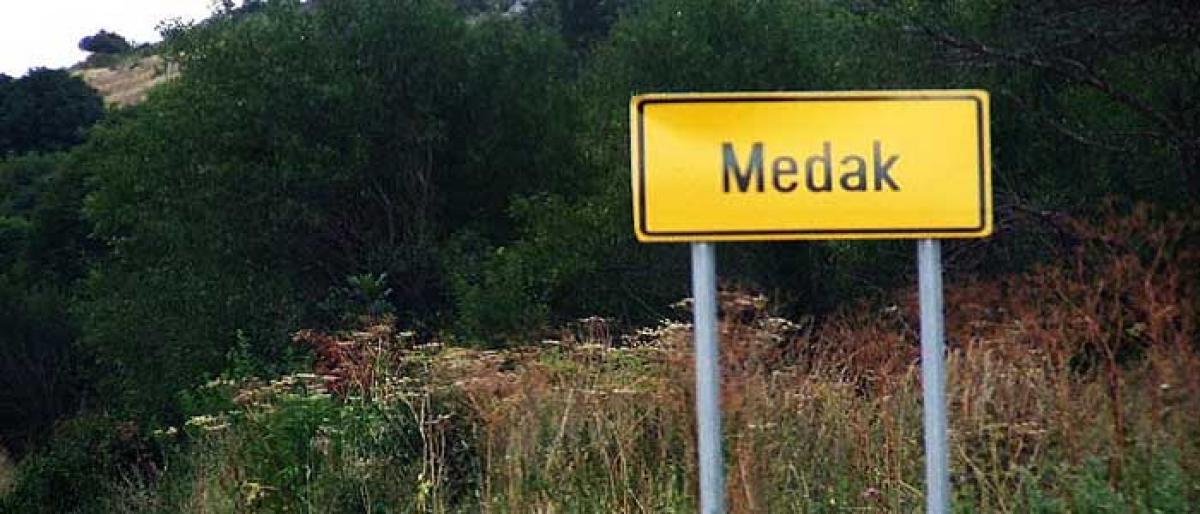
(722, 141), (900, 193)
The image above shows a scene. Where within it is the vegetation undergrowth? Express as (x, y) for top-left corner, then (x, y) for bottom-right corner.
(6, 208), (1191, 513)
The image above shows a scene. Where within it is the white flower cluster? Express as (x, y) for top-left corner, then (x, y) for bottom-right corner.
(621, 319), (693, 348)
(185, 414), (229, 432)
(151, 426), (179, 438)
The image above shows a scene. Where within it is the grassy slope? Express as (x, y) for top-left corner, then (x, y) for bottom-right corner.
(73, 55), (176, 107)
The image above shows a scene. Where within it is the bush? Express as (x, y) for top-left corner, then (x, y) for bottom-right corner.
(125, 323), (479, 511)
(78, 30), (132, 55)
(0, 69), (103, 155)
(447, 0), (908, 334)
(0, 152), (97, 454)
(0, 415), (158, 513)
(74, 0), (589, 414)
(79, 0), (463, 413)
(0, 283), (82, 455)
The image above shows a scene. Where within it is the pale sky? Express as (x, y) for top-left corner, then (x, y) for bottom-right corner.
(0, 0), (219, 77)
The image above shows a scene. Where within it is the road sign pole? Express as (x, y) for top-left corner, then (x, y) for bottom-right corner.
(917, 239), (950, 514)
(690, 242), (725, 514)
(633, 91), (990, 513)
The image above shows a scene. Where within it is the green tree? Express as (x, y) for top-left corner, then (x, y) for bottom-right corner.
(457, 0), (1200, 339)
(78, 29), (133, 54)
(867, 0), (1200, 206)
(78, 0), (580, 412)
(0, 69), (104, 155)
(449, 0), (915, 340)
(0, 152), (95, 454)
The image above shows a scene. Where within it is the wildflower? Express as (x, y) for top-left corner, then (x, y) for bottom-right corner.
(241, 481), (275, 504)
(151, 426), (179, 438)
(185, 414), (216, 427)
(203, 377), (234, 389)
(185, 414), (230, 432)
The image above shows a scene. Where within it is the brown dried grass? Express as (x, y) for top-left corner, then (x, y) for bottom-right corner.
(277, 205), (1198, 512)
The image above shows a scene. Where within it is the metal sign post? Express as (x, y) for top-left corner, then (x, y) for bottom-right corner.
(918, 239), (950, 514)
(690, 242), (725, 514)
(632, 90), (991, 514)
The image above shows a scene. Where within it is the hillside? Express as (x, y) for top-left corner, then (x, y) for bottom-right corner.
(0, 0), (1196, 512)
(73, 55), (176, 107)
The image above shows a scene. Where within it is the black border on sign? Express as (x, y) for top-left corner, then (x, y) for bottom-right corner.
(635, 94), (988, 238)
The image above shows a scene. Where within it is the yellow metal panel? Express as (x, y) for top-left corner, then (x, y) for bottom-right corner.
(630, 91), (992, 242)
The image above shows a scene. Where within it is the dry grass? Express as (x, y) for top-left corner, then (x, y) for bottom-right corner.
(74, 55), (178, 107)
(155, 207), (1198, 512)
(437, 206), (1197, 512)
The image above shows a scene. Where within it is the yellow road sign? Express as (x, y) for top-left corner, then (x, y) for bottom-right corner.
(630, 90), (992, 242)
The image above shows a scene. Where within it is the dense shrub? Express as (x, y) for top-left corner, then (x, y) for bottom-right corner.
(0, 283), (81, 456)
(448, 0), (910, 337)
(78, 0), (580, 414)
(78, 30), (133, 55)
(451, 0), (1200, 336)
(0, 69), (103, 155)
(0, 415), (158, 513)
(0, 152), (97, 454)
(104, 323), (480, 511)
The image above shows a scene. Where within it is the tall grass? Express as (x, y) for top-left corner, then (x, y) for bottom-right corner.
(86, 208), (1199, 512)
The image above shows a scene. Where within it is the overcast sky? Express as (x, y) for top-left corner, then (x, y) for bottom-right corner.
(1, 0), (218, 77)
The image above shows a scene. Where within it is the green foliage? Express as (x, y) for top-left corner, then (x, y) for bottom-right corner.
(878, 0), (1200, 206)
(63, 0), (1200, 416)
(0, 415), (155, 514)
(1060, 449), (1196, 514)
(0, 216), (30, 270)
(1012, 467), (1066, 514)
(0, 282), (81, 455)
(446, 231), (553, 343)
(596, 0), (884, 92)
(80, 0), (445, 413)
(79, 52), (122, 70)
(320, 273), (397, 324)
(118, 358), (480, 512)
(442, 14), (580, 237)
(450, 192), (689, 343)
(77, 0), (583, 414)
(9, 154), (98, 283)
(1141, 451), (1192, 514)
(0, 152), (97, 454)
(449, 0), (909, 332)
(0, 69), (104, 155)
(1069, 458), (1136, 513)
(525, 0), (634, 55)
(202, 394), (350, 510)
(453, 0), (1200, 332)
(78, 30), (133, 55)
